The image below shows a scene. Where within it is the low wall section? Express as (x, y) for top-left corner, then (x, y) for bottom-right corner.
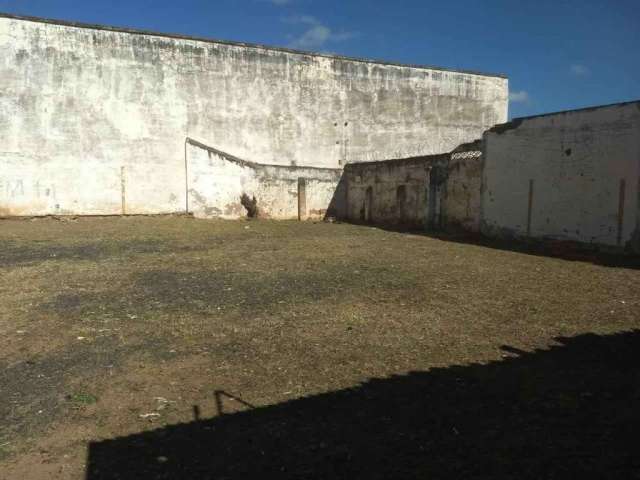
(341, 142), (484, 231)
(343, 154), (461, 230)
(186, 139), (344, 220)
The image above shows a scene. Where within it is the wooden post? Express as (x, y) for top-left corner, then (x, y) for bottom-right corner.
(526, 179), (534, 236)
(184, 139), (189, 214)
(343, 176), (349, 221)
(617, 178), (626, 246)
(120, 166), (126, 215)
(298, 177), (307, 221)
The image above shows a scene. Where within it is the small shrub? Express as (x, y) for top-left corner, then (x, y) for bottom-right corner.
(240, 193), (259, 218)
(68, 392), (98, 405)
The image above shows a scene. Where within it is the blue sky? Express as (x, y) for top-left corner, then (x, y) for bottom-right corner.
(1, 0), (638, 119)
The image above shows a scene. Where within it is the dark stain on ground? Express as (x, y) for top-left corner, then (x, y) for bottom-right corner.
(0, 336), (169, 445)
(0, 239), (203, 267)
(43, 262), (415, 319)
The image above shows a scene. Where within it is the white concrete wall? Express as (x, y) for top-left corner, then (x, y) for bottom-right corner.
(186, 139), (342, 220)
(482, 102), (640, 251)
(0, 159), (122, 216)
(0, 14), (507, 216)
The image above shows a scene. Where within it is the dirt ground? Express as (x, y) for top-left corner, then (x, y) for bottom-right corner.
(1, 216), (639, 479)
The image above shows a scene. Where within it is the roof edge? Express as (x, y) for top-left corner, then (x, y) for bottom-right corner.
(0, 11), (508, 79)
(344, 152), (449, 168)
(494, 99), (640, 132)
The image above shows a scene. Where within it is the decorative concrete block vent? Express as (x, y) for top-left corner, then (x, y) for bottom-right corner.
(445, 142), (484, 232)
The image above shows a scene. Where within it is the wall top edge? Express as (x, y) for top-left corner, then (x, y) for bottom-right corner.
(491, 99), (640, 134)
(344, 153), (450, 170)
(0, 11), (508, 79)
(186, 138), (343, 174)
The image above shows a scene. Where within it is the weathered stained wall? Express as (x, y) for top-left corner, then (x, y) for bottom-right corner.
(186, 139), (343, 220)
(482, 101), (640, 251)
(342, 145), (484, 231)
(0, 13), (507, 216)
(342, 155), (448, 229)
(442, 142), (483, 232)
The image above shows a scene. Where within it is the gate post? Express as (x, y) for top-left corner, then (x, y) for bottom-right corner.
(298, 178), (307, 221)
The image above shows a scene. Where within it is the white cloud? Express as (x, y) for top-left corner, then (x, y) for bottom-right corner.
(570, 64), (589, 76)
(285, 15), (357, 50)
(509, 90), (530, 104)
(290, 24), (332, 49)
(285, 14), (318, 25)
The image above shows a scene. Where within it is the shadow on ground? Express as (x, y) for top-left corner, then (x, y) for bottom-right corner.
(363, 223), (640, 270)
(86, 330), (640, 479)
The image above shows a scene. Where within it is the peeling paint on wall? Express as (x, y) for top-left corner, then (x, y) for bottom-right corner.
(0, 13), (507, 217)
(186, 139), (344, 220)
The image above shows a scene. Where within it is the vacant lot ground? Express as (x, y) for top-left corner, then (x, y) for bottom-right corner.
(1, 216), (639, 479)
